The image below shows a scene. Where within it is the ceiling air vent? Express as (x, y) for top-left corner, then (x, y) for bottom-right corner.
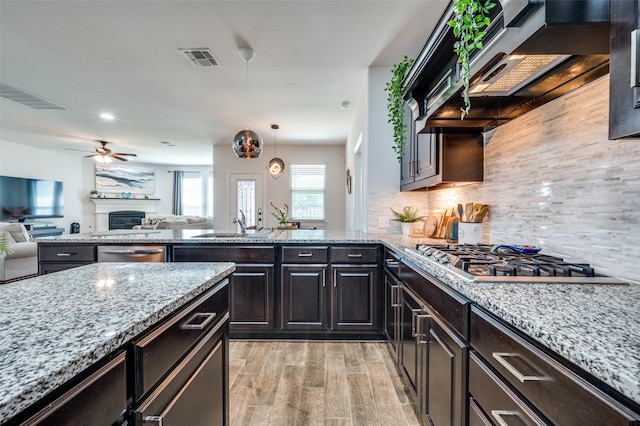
(180, 49), (220, 67)
(0, 83), (67, 110)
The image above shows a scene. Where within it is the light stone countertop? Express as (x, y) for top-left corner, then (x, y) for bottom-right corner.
(34, 229), (640, 407)
(0, 262), (235, 423)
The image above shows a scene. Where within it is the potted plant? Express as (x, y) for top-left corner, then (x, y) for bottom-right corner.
(90, 189), (100, 198)
(447, 0), (495, 119)
(391, 206), (426, 235)
(271, 202), (293, 229)
(385, 55), (414, 162)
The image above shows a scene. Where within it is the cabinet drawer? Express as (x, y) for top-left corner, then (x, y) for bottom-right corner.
(172, 245), (275, 263)
(22, 351), (127, 426)
(331, 246), (378, 264)
(133, 280), (229, 399)
(469, 351), (548, 426)
(282, 246), (328, 263)
(401, 260), (469, 338)
(39, 245), (97, 262)
(471, 307), (640, 425)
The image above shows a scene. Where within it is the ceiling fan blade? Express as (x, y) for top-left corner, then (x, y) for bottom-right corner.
(84, 153), (99, 158)
(111, 154), (130, 161)
(112, 152), (137, 157)
(64, 147), (94, 153)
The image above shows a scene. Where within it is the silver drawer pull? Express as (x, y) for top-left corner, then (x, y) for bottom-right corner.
(416, 314), (430, 344)
(385, 260), (399, 266)
(347, 253), (363, 258)
(491, 410), (527, 426)
(56, 253), (74, 257)
(411, 308), (422, 337)
(180, 312), (216, 330)
(101, 249), (164, 255)
(144, 415), (164, 425)
(298, 253), (313, 257)
(492, 352), (544, 383)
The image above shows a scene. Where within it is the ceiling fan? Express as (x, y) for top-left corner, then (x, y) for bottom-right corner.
(85, 141), (137, 163)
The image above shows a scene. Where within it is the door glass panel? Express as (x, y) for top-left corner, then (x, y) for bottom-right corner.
(236, 179), (256, 228)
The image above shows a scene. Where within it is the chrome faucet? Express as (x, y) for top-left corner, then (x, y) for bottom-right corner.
(233, 209), (246, 234)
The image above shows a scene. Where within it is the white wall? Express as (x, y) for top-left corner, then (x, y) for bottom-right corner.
(213, 144), (346, 230)
(1, 140), (84, 233)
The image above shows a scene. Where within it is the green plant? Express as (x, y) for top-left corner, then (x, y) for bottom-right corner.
(447, 0), (495, 119)
(90, 189), (100, 196)
(385, 55), (414, 162)
(270, 201), (292, 225)
(390, 206), (426, 223)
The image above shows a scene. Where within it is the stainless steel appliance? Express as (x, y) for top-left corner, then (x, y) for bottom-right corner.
(405, 243), (626, 284)
(98, 245), (166, 262)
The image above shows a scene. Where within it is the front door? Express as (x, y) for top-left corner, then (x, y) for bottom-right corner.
(228, 173), (264, 231)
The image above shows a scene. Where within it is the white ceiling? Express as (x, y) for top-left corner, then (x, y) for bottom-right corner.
(0, 0), (448, 165)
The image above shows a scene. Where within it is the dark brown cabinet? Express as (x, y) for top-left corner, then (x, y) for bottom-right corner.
(19, 352), (127, 426)
(38, 244), (97, 275)
(470, 306), (640, 426)
(172, 245), (275, 332)
(281, 263), (328, 331)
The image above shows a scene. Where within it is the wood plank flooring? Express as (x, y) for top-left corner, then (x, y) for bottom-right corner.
(229, 340), (419, 426)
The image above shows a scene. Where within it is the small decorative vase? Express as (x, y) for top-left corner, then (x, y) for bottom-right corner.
(277, 224), (288, 230)
(401, 222), (414, 235)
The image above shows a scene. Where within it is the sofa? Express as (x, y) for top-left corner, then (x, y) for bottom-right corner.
(0, 222), (38, 283)
(132, 215), (213, 230)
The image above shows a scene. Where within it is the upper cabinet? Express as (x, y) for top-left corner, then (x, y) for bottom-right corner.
(609, 0), (640, 139)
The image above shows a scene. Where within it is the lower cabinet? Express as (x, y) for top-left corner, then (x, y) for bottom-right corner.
(281, 263), (328, 331)
(38, 244), (97, 275)
(20, 352), (127, 426)
(331, 265), (378, 331)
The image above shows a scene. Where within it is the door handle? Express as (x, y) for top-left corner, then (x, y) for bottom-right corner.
(416, 313), (430, 344)
(411, 308), (422, 337)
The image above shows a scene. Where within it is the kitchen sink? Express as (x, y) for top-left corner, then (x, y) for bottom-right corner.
(190, 230), (275, 239)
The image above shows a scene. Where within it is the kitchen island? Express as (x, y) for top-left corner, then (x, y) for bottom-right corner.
(33, 229), (640, 417)
(0, 261), (234, 425)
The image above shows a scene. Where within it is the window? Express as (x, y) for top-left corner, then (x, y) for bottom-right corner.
(290, 164), (326, 221)
(182, 171), (203, 216)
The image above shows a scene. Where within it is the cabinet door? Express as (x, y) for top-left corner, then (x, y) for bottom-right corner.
(425, 317), (468, 426)
(399, 287), (425, 400)
(384, 272), (401, 356)
(415, 132), (438, 180)
(230, 264), (274, 331)
(281, 265), (328, 331)
(331, 265), (378, 331)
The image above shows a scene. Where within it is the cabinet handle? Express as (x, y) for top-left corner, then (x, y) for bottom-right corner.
(180, 312), (216, 330)
(56, 253), (75, 257)
(416, 314), (430, 344)
(100, 249), (164, 255)
(347, 253), (362, 258)
(144, 416), (164, 425)
(411, 308), (422, 337)
(391, 285), (400, 307)
(385, 259), (399, 266)
(491, 410), (527, 426)
(632, 29), (639, 88)
(492, 352), (544, 383)
(298, 253), (313, 257)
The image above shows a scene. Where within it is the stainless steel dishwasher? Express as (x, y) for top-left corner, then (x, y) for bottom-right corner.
(98, 245), (167, 262)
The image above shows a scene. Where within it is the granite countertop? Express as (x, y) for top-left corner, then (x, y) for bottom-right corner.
(0, 262), (235, 423)
(34, 229), (640, 406)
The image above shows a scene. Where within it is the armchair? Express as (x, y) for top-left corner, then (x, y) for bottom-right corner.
(0, 223), (38, 283)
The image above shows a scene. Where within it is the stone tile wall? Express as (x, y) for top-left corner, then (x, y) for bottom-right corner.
(428, 76), (640, 283)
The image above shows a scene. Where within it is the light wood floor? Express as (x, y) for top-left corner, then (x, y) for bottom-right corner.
(229, 340), (420, 426)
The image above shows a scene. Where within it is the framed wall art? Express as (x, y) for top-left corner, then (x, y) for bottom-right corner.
(95, 164), (155, 194)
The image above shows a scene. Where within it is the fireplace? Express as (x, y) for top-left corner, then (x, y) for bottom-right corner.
(109, 211), (145, 230)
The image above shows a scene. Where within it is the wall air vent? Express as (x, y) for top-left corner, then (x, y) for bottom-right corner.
(180, 49), (220, 67)
(0, 83), (67, 110)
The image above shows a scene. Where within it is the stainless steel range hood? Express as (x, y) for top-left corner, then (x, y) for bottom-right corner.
(403, 0), (611, 130)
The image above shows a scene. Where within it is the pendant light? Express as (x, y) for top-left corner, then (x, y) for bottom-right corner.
(232, 47), (263, 158)
(267, 124), (285, 178)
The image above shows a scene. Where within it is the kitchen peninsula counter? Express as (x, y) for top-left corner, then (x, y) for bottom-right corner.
(0, 261), (235, 423)
(35, 229), (640, 407)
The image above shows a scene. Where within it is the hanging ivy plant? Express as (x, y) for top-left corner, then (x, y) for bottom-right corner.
(385, 55), (414, 162)
(447, 0), (495, 119)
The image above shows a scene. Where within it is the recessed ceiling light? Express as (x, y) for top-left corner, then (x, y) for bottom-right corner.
(100, 112), (115, 121)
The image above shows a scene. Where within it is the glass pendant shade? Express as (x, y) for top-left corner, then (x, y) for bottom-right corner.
(268, 157), (285, 178)
(233, 129), (263, 158)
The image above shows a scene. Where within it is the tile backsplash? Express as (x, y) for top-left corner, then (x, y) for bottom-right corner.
(428, 76), (640, 283)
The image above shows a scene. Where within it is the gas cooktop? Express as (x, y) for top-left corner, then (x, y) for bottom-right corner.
(405, 243), (626, 284)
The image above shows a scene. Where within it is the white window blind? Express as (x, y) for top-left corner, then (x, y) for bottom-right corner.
(290, 164), (326, 221)
(182, 171), (203, 216)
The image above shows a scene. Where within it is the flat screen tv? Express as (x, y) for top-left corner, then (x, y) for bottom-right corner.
(0, 175), (64, 221)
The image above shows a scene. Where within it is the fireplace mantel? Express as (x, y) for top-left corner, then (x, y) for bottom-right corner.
(91, 198), (160, 231)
